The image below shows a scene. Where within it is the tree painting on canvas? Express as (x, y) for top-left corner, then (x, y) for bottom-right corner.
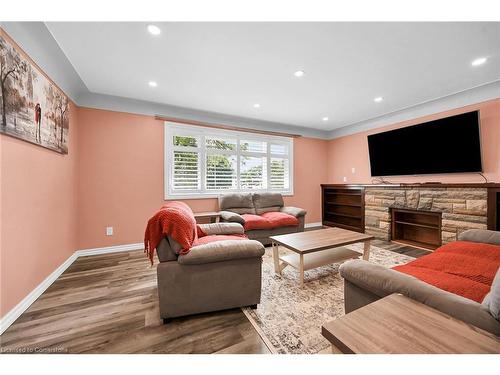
(0, 32), (69, 154)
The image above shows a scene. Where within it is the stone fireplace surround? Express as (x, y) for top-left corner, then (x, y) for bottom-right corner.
(364, 186), (488, 244)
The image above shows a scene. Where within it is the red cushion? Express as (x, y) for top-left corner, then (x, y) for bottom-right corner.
(393, 241), (500, 303)
(192, 234), (248, 247)
(241, 214), (273, 230)
(261, 211), (299, 227)
(241, 212), (299, 231)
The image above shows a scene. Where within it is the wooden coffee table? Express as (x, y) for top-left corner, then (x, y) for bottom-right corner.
(321, 293), (500, 354)
(270, 227), (373, 286)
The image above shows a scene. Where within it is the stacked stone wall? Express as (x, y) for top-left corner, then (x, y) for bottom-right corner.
(364, 187), (487, 243)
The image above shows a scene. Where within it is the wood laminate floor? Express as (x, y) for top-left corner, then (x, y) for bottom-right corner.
(0, 233), (427, 354)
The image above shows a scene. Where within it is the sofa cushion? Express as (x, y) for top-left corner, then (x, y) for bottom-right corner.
(242, 212), (299, 231)
(242, 214), (271, 230)
(197, 222), (245, 236)
(192, 234), (248, 247)
(393, 241), (500, 303)
(253, 193), (284, 214)
(482, 269), (500, 321)
(261, 211), (299, 227)
(218, 193), (256, 214)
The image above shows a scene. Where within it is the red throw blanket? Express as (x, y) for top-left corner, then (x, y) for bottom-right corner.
(144, 201), (205, 265)
(393, 241), (500, 303)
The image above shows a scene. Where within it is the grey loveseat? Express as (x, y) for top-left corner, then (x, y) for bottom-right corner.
(339, 229), (500, 336)
(218, 192), (307, 246)
(156, 222), (265, 321)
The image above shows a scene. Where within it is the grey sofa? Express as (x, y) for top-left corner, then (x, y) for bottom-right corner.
(156, 222), (265, 321)
(339, 229), (500, 336)
(218, 192), (307, 245)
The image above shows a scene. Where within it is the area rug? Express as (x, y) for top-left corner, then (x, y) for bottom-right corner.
(241, 243), (415, 354)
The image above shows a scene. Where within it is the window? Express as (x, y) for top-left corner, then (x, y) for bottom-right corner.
(165, 123), (293, 199)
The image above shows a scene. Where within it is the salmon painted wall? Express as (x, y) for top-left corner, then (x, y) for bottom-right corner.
(0, 103), (79, 317)
(77, 108), (328, 250)
(327, 99), (500, 184)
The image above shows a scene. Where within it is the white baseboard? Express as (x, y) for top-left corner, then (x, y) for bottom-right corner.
(0, 242), (144, 335)
(76, 242), (144, 257)
(0, 252), (77, 335)
(305, 222), (322, 228)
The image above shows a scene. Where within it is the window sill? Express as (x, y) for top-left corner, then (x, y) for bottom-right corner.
(164, 191), (294, 200)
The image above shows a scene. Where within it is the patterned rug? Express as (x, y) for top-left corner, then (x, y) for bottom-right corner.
(241, 243), (414, 354)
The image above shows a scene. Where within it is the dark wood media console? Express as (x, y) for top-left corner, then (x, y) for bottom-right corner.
(391, 208), (442, 250)
(321, 183), (500, 250)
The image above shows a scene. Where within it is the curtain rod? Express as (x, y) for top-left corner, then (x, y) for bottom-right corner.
(154, 115), (302, 138)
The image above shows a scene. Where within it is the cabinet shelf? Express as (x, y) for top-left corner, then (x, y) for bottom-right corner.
(394, 220), (439, 230)
(325, 202), (362, 207)
(322, 187), (365, 233)
(391, 208), (442, 251)
(327, 212), (362, 219)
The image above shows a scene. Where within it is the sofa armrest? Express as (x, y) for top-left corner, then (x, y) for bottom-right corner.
(178, 240), (264, 265)
(280, 206), (307, 217)
(220, 210), (245, 224)
(340, 259), (500, 335)
(458, 229), (500, 246)
(198, 222), (244, 236)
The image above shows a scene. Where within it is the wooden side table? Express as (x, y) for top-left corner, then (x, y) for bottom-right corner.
(321, 293), (500, 354)
(194, 211), (221, 223)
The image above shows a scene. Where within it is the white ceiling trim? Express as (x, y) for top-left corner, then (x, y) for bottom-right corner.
(2, 22), (498, 141)
(77, 91), (330, 138)
(328, 80), (500, 139)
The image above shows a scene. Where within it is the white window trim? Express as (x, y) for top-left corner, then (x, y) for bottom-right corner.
(164, 122), (294, 200)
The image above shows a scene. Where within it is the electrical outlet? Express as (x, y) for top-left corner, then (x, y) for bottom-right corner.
(343, 176), (347, 182)
(106, 227), (113, 236)
(351, 167), (356, 174)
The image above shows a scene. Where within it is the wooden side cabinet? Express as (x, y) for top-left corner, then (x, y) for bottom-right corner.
(391, 208), (441, 250)
(321, 185), (365, 233)
(487, 188), (500, 231)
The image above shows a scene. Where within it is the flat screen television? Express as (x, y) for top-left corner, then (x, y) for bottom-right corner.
(367, 111), (482, 177)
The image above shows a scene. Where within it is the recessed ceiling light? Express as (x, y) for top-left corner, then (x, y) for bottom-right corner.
(253, 103), (261, 108)
(471, 57), (487, 66)
(147, 24), (161, 36)
(322, 117), (329, 122)
(294, 70), (305, 77)
(374, 97), (383, 103)
(148, 81), (158, 87)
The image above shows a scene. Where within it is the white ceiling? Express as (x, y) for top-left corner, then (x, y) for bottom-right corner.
(46, 22), (500, 131)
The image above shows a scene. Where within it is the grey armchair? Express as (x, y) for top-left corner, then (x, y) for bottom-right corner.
(156, 222), (265, 321)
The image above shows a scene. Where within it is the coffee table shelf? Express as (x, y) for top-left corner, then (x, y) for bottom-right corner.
(270, 227), (373, 286)
(280, 248), (361, 271)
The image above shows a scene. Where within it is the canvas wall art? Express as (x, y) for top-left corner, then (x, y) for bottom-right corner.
(0, 31), (69, 154)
